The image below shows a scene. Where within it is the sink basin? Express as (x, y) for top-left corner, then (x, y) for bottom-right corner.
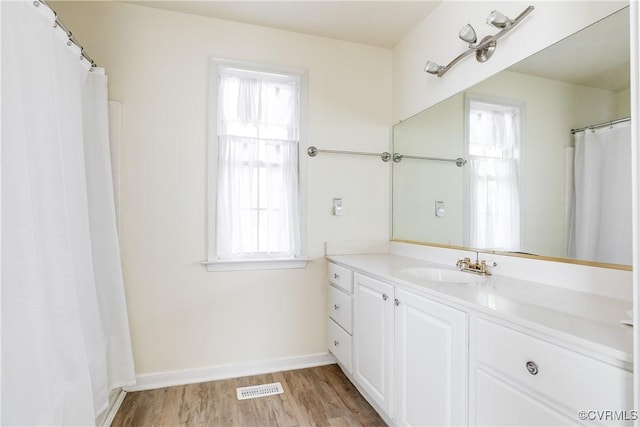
(399, 267), (484, 284)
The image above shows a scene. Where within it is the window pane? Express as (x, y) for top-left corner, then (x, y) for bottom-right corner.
(257, 166), (267, 208)
(215, 65), (301, 260)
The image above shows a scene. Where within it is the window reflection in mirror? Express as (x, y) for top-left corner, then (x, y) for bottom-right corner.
(465, 97), (523, 251)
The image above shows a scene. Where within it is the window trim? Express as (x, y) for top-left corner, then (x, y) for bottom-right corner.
(202, 257), (314, 272)
(206, 58), (309, 271)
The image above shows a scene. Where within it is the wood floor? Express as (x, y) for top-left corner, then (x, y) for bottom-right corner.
(111, 364), (386, 426)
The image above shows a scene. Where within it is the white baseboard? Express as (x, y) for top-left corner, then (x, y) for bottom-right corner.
(101, 389), (127, 427)
(124, 352), (337, 392)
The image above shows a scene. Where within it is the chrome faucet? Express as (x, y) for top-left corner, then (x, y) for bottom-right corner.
(456, 253), (496, 275)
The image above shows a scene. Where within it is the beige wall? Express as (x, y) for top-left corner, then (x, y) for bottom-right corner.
(54, 1), (392, 375)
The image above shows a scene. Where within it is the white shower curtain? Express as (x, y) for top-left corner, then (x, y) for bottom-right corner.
(567, 121), (632, 265)
(1, 1), (136, 425)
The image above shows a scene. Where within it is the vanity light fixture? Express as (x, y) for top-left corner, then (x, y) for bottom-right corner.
(424, 5), (534, 77)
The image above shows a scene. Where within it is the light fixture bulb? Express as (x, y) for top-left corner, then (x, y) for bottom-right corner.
(486, 10), (512, 29)
(424, 61), (441, 75)
(458, 24), (477, 44)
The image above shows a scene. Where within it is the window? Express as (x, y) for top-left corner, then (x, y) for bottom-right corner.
(465, 97), (522, 251)
(206, 61), (307, 271)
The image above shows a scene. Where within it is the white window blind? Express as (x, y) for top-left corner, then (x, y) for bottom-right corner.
(467, 99), (522, 251)
(214, 66), (302, 262)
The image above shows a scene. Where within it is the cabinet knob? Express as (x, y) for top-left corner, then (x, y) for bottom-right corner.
(526, 361), (539, 375)
(334, 273), (340, 280)
(334, 304), (340, 310)
(333, 340), (339, 346)
(394, 298), (400, 306)
(382, 293), (389, 301)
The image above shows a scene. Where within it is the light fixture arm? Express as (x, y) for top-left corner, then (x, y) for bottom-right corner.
(433, 45), (478, 77)
(430, 5), (534, 77)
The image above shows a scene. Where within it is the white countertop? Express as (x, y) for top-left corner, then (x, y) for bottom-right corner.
(327, 253), (633, 365)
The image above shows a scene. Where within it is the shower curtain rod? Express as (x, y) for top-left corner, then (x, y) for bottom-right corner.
(35, 0), (97, 68)
(571, 117), (630, 134)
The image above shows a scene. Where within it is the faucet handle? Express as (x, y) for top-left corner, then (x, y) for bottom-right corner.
(456, 257), (471, 270)
(480, 260), (497, 274)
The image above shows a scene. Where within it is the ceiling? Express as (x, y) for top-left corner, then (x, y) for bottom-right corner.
(126, 1), (440, 49)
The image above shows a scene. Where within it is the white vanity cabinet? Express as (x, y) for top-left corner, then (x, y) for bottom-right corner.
(328, 254), (632, 427)
(353, 272), (395, 417)
(327, 263), (354, 373)
(337, 266), (468, 425)
(394, 288), (467, 426)
(469, 316), (633, 426)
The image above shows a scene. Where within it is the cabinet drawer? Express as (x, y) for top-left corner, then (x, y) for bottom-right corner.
(328, 263), (353, 293)
(329, 285), (353, 333)
(328, 318), (352, 373)
(475, 318), (632, 413)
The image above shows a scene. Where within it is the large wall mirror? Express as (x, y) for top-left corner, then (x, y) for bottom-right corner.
(392, 6), (631, 269)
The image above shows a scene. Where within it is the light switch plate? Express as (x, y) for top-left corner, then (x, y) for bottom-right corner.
(332, 197), (343, 216)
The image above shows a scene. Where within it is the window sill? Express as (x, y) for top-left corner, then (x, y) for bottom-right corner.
(202, 257), (313, 272)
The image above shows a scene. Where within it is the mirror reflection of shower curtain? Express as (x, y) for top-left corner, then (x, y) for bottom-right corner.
(567, 122), (631, 265)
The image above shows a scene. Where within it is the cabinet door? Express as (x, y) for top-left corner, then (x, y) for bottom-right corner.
(394, 288), (467, 426)
(353, 273), (395, 417)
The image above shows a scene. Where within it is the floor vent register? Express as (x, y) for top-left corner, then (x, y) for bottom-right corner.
(236, 382), (284, 400)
